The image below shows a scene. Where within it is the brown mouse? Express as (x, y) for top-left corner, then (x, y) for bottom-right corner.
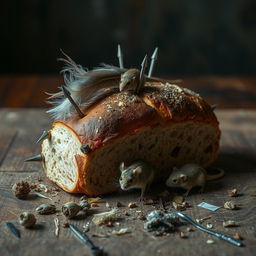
(119, 160), (154, 199)
(165, 163), (224, 196)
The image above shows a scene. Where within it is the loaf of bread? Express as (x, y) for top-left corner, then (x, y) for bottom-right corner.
(42, 81), (220, 196)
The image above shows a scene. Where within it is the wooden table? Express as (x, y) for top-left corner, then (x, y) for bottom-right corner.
(1, 76), (256, 108)
(0, 109), (256, 256)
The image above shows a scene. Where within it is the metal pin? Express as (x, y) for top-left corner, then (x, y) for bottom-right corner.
(148, 47), (158, 77)
(24, 154), (44, 162)
(69, 224), (105, 256)
(136, 55), (148, 94)
(174, 211), (243, 247)
(61, 86), (85, 119)
(36, 130), (50, 144)
(6, 222), (20, 238)
(211, 104), (217, 111)
(80, 144), (91, 154)
(117, 44), (124, 69)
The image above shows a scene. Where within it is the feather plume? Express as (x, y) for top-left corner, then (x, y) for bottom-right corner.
(47, 52), (127, 120)
(47, 51), (182, 120)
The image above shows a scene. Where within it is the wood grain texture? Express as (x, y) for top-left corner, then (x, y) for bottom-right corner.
(0, 109), (256, 256)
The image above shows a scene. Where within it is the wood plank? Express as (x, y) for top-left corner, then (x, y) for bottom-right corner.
(0, 109), (50, 171)
(0, 131), (17, 167)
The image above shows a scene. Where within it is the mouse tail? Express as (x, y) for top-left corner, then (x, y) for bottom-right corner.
(206, 167), (225, 181)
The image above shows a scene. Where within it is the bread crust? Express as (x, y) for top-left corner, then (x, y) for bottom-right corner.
(43, 82), (220, 195)
(66, 82), (219, 149)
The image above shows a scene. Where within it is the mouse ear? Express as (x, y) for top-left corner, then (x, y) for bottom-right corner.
(180, 174), (188, 182)
(119, 162), (125, 172)
(133, 166), (142, 175)
(173, 166), (178, 172)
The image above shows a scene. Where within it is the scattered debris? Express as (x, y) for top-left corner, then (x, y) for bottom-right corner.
(106, 202), (111, 208)
(112, 228), (131, 235)
(197, 202), (220, 211)
(62, 202), (81, 218)
(179, 231), (187, 238)
(186, 227), (194, 232)
(36, 204), (56, 215)
(106, 221), (114, 227)
(196, 216), (211, 224)
(144, 210), (181, 236)
(37, 184), (48, 193)
(227, 189), (238, 197)
(223, 220), (238, 228)
(116, 201), (125, 207)
(173, 195), (184, 204)
(124, 211), (130, 216)
(172, 201), (190, 211)
(233, 233), (243, 240)
(82, 222), (90, 232)
(33, 191), (52, 200)
(137, 212), (146, 220)
(87, 197), (104, 204)
(92, 233), (109, 238)
(128, 202), (137, 208)
(6, 222), (21, 238)
(224, 201), (237, 210)
(175, 212), (243, 247)
(54, 218), (60, 237)
(207, 239), (215, 244)
(92, 208), (119, 226)
(63, 222), (69, 228)
(80, 195), (88, 201)
(206, 223), (213, 229)
(19, 212), (36, 228)
(143, 199), (154, 205)
(79, 200), (91, 211)
(12, 181), (31, 199)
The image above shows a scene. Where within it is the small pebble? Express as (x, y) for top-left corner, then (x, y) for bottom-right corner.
(12, 181), (31, 199)
(223, 220), (238, 228)
(179, 232), (186, 238)
(36, 204), (56, 215)
(227, 188), (238, 197)
(207, 239), (215, 244)
(233, 233), (243, 240)
(143, 199), (154, 205)
(124, 211), (130, 216)
(206, 223), (213, 229)
(128, 202), (137, 208)
(224, 201), (237, 210)
(116, 202), (124, 207)
(19, 212), (36, 228)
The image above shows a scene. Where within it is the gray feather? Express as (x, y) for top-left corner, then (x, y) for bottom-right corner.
(47, 52), (127, 120)
(47, 51), (182, 120)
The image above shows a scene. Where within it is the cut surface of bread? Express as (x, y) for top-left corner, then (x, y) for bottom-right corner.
(42, 124), (81, 192)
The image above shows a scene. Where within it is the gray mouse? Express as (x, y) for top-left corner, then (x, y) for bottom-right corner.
(165, 163), (224, 196)
(119, 160), (154, 199)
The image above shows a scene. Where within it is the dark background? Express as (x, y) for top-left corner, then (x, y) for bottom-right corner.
(1, 0), (256, 76)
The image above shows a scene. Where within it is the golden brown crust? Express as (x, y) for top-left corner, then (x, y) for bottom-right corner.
(65, 82), (219, 151)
